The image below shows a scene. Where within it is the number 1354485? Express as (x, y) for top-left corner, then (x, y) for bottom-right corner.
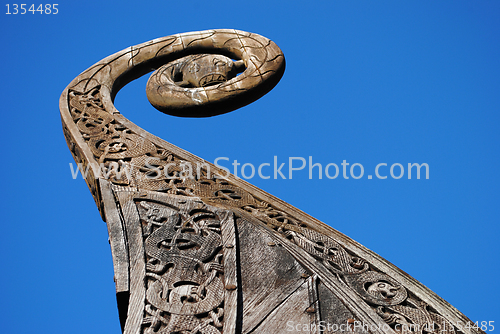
(6, 4), (58, 14)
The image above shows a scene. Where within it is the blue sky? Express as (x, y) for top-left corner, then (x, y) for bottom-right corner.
(1, 1), (498, 333)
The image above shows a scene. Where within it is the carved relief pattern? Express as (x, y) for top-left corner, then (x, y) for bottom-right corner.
(62, 120), (104, 217)
(68, 87), (184, 192)
(243, 202), (460, 334)
(65, 86), (461, 333)
(376, 297), (457, 334)
(136, 200), (228, 334)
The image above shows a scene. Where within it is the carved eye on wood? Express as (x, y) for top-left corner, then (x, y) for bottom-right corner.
(367, 281), (398, 298)
(189, 62), (201, 73)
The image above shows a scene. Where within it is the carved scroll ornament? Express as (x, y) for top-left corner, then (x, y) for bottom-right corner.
(60, 30), (482, 334)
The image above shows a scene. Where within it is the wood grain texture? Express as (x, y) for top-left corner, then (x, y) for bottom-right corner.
(236, 218), (309, 333)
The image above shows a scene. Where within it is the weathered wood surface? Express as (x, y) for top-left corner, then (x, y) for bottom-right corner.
(60, 30), (483, 334)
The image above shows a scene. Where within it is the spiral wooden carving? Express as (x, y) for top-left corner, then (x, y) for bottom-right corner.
(145, 30), (285, 117)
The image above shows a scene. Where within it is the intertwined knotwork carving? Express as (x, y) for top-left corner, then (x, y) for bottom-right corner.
(66, 85), (468, 334)
(376, 298), (456, 334)
(242, 201), (467, 333)
(138, 201), (228, 334)
(68, 87), (182, 190)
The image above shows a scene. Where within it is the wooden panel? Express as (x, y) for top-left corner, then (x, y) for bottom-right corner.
(317, 280), (371, 334)
(221, 211), (239, 334)
(237, 218), (310, 334)
(112, 190), (239, 334)
(99, 179), (129, 293)
(251, 280), (317, 334)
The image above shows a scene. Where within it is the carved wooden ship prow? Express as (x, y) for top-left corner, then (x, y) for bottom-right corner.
(60, 29), (481, 334)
